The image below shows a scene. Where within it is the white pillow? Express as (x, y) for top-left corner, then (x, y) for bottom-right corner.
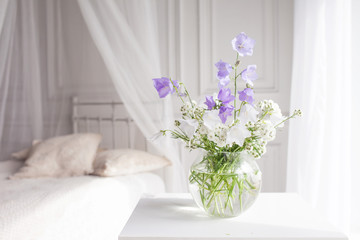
(10, 133), (102, 179)
(92, 149), (171, 177)
(11, 140), (41, 160)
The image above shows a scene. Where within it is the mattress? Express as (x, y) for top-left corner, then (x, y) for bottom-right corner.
(0, 160), (165, 240)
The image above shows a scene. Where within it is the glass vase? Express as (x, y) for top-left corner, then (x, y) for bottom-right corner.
(188, 151), (262, 217)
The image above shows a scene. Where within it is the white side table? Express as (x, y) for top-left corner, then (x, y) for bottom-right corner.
(119, 193), (347, 240)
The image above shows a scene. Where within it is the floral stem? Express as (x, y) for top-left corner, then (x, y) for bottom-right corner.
(274, 111), (297, 128)
(180, 83), (194, 107)
(169, 78), (185, 104)
(235, 101), (246, 116)
(234, 53), (239, 121)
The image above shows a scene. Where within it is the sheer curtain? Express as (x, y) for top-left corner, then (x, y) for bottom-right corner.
(77, 0), (185, 192)
(0, 0), (68, 161)
(287, 0), (359, 235)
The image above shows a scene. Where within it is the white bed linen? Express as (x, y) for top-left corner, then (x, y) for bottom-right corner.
(0, 160), (165, 240)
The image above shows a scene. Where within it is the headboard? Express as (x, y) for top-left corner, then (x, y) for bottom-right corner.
(72, 97), (147, 150)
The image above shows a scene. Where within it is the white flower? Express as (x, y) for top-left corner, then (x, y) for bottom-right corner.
(214, 124), (227, 140)
(207, 132), (216, 142)
(269, 112), (285, 128)
(254, 120), (276, 141)
(226, 123), (250, 147)
(257, 100), (285, 128)
(198, 124), (208, 135)
(180, 100), (201, 118)
(239, 104), (259, 123)
(187, 137), (200, 149)
(268, 102), (284, 127)
(216, 139), (227, 147)
(203, 110), (222, 131)
(178, 119), (198, 137)
(198, 103), (208, 110)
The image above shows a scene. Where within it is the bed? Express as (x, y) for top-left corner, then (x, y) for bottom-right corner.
(0, 98), (166, 240)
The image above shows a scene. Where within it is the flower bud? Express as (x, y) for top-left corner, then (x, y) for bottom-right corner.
(174, 120), (180, 126)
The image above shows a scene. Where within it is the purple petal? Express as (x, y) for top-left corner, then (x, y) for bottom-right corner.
(204, 96), (216, 110)
(152, 77), (182, 98)
(153, 77), (172, 98)
(218, 105), (234, 124)
(247, 96), (254, 105)
(244, 88), (254, 95)
(238, 91), (247, 102)
(218, 88), (235, 104)
(172, 80), (180, 93)
(241, 65), (258, 86)
(215, 60), (232, 80)
(218, 76), (230, 89)
(238, 88), (255, 105)
(231, 33), (255, 57)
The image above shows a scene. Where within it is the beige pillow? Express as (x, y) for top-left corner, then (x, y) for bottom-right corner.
(11, 140), (42, 160)
(93, 149), (171, 177)
(10, 133), (102, 179)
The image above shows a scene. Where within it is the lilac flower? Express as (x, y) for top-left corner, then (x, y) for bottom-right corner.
(218, 88), (235, 105)
(173, 80), (187, 97)
(238, 88), (254, 105)
(218, 76), (230, 89)
(215, 60), (232, 80)
(231, 33), (255, 57)
(204, 96), (216, 110)
(241, 65), (258, 86)
(152, 77), (179, 98)
(172, 80), (180, 90)
(219, 105), (234, 124)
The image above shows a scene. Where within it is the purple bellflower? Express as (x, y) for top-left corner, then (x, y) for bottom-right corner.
(238, 88), (254, 105)
(152, 77), (179, 98)
(241, 65), (258, 86)
(204, 96), (216, 110)
(215, 60), (232, 80)
(231, 33), (255, 57)
(218, 88), (235, 105)
(218, 76), (230, 89)
(219, 105), (234, 124)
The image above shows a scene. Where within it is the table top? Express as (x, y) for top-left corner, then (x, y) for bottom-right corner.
(119, 193), (347, 240)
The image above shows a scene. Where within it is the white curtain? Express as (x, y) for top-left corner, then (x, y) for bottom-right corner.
(0, 0), (68, 160)
(288, 0), (359, 235)
(77, 0), (185, 192)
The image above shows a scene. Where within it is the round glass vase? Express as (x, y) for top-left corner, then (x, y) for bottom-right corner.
(188, 151), (262, 218)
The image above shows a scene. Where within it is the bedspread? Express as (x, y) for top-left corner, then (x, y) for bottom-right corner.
(0, 160), (164, 240)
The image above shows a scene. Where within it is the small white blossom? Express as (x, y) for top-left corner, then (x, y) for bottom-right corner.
(216, 139), (227, 147)
(253, 120), (276, 141)
(294, 109), (302, 117)
(207, 132), (216, 142)
(257, 100), (285, 127)
(198, 124), (208, 135)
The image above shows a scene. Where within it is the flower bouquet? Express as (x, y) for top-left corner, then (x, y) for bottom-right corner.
(152, 33), (301, 217)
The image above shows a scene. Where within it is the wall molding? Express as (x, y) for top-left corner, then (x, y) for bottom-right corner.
(198, 0), (281, 95)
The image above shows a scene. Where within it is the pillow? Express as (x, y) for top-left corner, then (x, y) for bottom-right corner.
(92, 149), (171, 177)
(11, 140), (42, 160)
(9, 133), (102, 179)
